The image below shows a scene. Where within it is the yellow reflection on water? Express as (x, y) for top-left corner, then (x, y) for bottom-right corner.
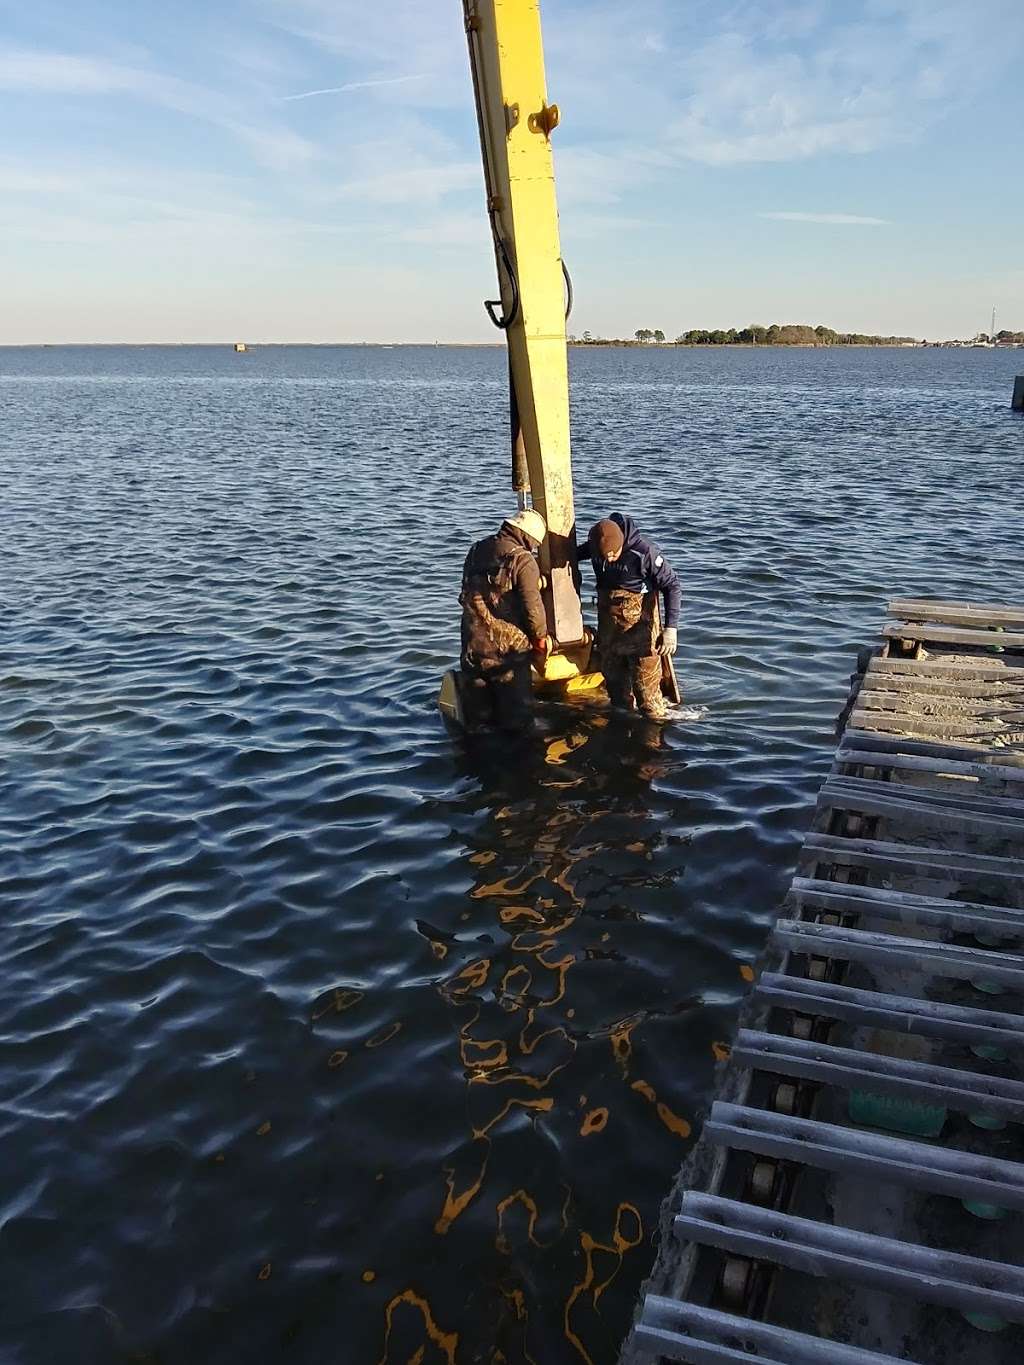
(311, 986), (363, 1020)
(366, 1021), (403, 1049)
(630, 1079), (691, 1139)
(579, 1108), (608, 1137)
(435, 1096), (555, 1235)
(397, 716), (685, 1361)
(563, 1204), (644, 1364)
(377, 1288), (459, 1365)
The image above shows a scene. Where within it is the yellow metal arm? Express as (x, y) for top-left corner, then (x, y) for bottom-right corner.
(463, 0), (585, 645)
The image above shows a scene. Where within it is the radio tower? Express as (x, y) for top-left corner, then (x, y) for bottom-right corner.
(991, 306), (996, 340)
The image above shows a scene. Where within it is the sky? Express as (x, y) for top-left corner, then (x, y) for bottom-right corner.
(1, 0), (1022, 344)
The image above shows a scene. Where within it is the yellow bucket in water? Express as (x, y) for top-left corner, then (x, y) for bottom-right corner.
(536, 653), (579, 682)
(563, 671), (604, 693)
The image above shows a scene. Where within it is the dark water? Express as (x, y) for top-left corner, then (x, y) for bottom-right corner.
(1, 343), (1021, 1364)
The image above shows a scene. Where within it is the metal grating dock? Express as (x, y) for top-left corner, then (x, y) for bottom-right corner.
(621, 599), (1024, 1365)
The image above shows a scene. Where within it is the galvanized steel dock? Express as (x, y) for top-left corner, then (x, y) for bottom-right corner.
(621, 599), (1024, 1365)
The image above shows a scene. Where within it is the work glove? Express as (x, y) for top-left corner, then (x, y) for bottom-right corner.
(658, 627), (678, 657)
(532, 636), (553, 658)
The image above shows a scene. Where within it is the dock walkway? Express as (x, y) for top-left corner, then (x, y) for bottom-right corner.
(622, 599), (1024, 1365)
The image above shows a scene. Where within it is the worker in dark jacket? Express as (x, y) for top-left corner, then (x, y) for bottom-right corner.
(459, 508), (551, 732)
(579, 513), (680, 719)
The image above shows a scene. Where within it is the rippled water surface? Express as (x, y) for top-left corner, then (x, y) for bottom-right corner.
(2, 344), (1021, 1364)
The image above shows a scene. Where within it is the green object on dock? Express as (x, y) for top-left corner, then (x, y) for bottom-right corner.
(961, 1198), (1009, 1221)
(970, 977), (1005, 995)
(968, 1110), (1008, 1132)
(970, 1043), (1008, 1063)
(849, 1090), (946, 1137)
(987, 625), (1005, 654)
(963, 1310), (1009, 1333)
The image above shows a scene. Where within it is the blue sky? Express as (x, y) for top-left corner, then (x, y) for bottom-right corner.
(1, 0), (1022, 343)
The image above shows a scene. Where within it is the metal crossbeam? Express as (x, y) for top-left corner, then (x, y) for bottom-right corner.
(637, 1297), (922, 1365)
(674, 1192), (1024, 1321)
(758, 972), (1024, 1054)
(733, 1028), (1024, 1119)
(774, 918), (1024, 985)
(705, 1103), (1024, 1211)
(790, 875), (1024, 938)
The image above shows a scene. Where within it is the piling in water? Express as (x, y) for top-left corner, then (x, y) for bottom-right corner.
(1013, 375), (1024, 412)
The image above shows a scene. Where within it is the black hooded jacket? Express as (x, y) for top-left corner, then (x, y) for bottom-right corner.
(578, 513), (681, 628)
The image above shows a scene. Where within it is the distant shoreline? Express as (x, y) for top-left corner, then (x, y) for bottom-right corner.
(0, 341), (505, 349)
(1, 340), (1020, 350)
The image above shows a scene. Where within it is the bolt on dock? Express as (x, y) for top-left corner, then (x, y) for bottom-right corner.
(622, 598), (1024, 1365)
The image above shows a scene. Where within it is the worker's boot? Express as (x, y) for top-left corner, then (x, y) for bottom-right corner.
(634, 656), (669, 720)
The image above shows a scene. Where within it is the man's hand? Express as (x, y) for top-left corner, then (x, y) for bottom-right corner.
(532, 636), (553, 659)
(658, 627), (678, 657)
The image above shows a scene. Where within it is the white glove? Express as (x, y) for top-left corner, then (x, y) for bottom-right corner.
(658, 627), (678, 657)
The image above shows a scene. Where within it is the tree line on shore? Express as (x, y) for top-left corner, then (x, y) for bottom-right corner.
(570, 324), (918, 346)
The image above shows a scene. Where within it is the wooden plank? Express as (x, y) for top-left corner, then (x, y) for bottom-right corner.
(859, 674), (1024, 700)
(836, 747), (1024, 786)
(882, 621), (1024, 650)
(841, 729), (1024, 767)
(866, 656), (1024, 682)
(888, 599), (1024, 629)
(801, 832), (1024, 885)
(825, 774), (1024, 819)
(848, 708), (1006, 740)
(818, 785), (1024, 837)
(855, 688), (1023, 719)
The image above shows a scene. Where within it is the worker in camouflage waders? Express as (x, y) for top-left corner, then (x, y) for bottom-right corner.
(580, 514), (681, 720)
(459, 508), (552, 732)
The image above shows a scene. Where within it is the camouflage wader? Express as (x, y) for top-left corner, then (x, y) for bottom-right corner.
(596, 588), (668, 719)
(460, 546), (538, 733)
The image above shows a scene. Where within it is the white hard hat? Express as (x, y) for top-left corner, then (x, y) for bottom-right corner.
(504, 508), (547, 544)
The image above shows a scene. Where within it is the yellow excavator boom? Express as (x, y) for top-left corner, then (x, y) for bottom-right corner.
(462, 0), (584, 645)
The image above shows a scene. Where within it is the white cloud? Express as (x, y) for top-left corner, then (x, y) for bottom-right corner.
(664, 1), (1024, 164)
(0, 48), (146, 95)
(538, 0), (1024, 168)
(281, 73), (429, 101)
(264, 0), (466, 110)
(0, 45), (318, 169)
(758, 211), (889, 225)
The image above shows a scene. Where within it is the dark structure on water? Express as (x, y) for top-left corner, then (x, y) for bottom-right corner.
(622, 598), (1024, 1365)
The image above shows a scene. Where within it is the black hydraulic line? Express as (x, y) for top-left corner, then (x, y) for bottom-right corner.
(464, 2), (521, 331)
(562, 259), (573, 320)
(485, 228), (521, 330)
